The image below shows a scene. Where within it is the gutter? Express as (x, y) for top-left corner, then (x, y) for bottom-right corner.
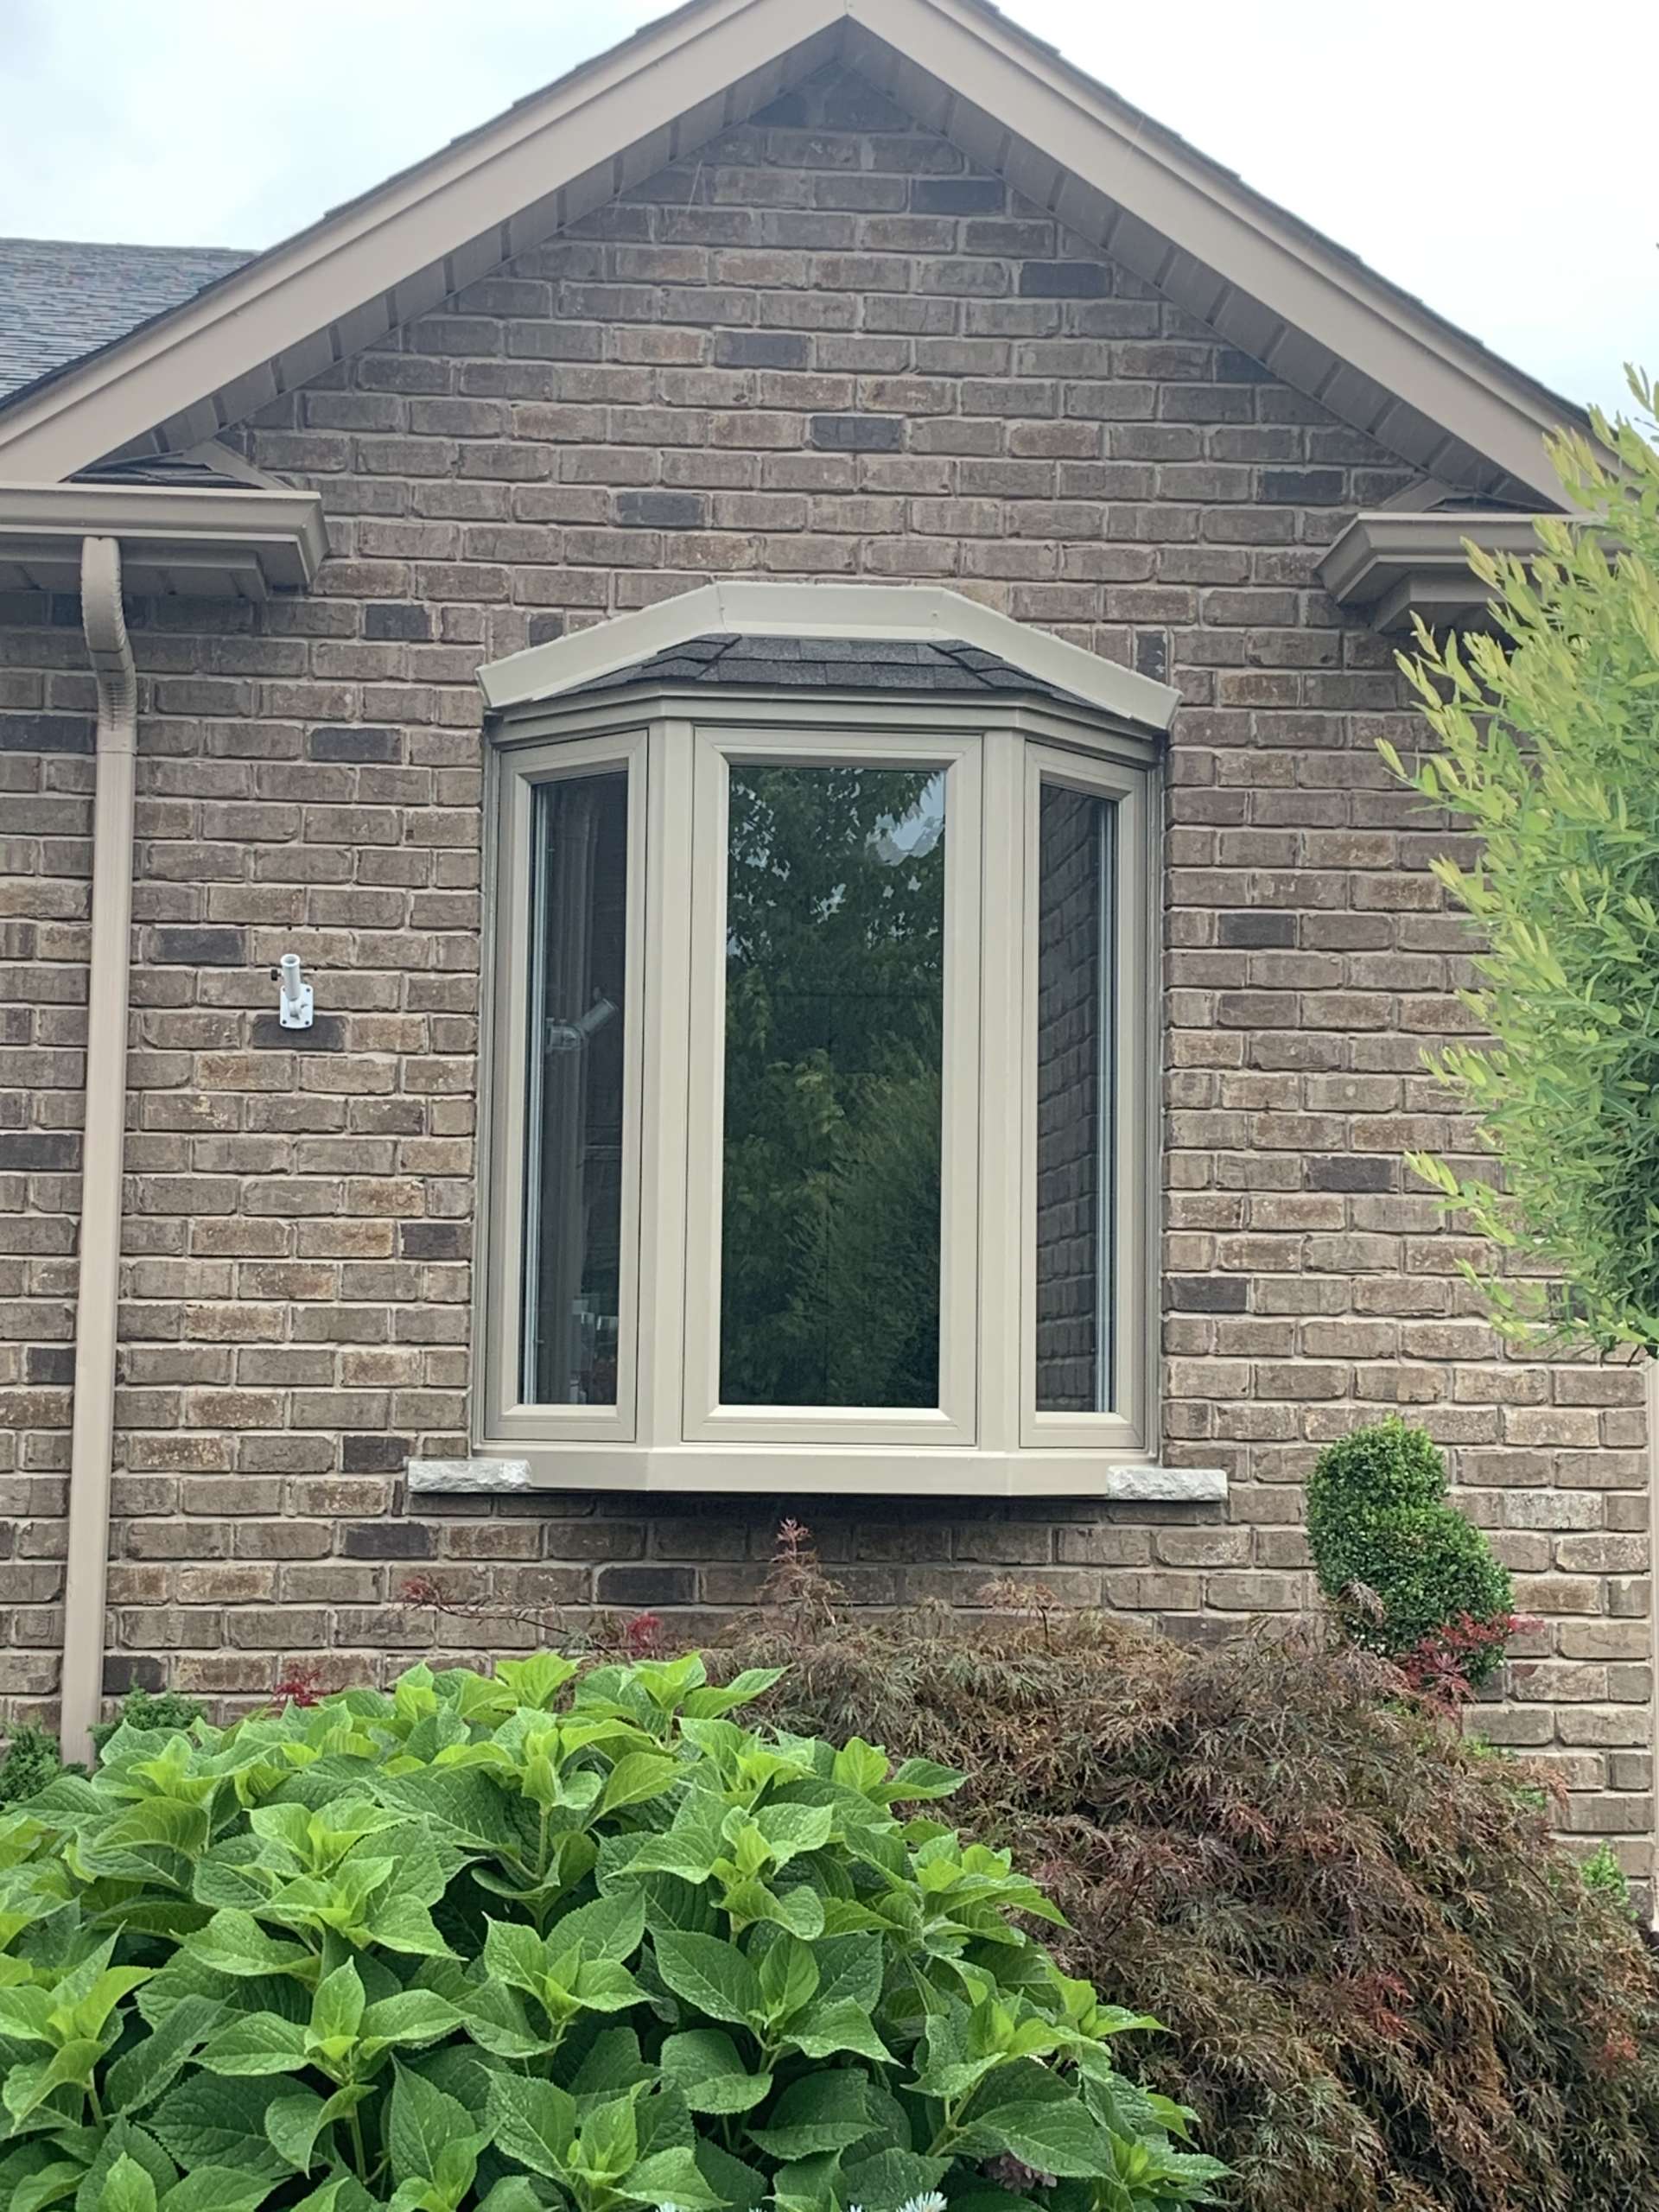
(59, 537), (137, 1766)
(0, 480), (327, 599)
(1317, 509), (1548, 632)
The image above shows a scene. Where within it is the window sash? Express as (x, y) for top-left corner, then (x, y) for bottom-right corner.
(1020, 744), (1154, 1452)
(481, 729), (648, 1444)
(681, 725), (983, 1447)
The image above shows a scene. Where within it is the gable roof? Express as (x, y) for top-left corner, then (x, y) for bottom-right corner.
(0, 238), (250, 402)
(0, 0), (1583, 503)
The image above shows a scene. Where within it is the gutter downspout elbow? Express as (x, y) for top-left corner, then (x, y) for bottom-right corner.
(60, 536), (137, 1765)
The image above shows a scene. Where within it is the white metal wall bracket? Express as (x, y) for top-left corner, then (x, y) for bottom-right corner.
(276, 953), (314, 1030)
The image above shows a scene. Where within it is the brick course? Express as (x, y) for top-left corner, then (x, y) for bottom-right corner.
(0, 62), (1649, 1871)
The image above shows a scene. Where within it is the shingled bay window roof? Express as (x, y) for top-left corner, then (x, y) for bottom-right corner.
(573, 632), (1099, 708)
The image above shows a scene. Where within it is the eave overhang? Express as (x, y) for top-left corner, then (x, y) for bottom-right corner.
(0, 480), (327, 599)
(1318, 509), (1546, 632)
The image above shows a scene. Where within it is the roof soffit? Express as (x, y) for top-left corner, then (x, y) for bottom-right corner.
(0, 0), (1582, 505)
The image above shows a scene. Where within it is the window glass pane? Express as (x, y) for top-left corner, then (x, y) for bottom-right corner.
(523, 770), (629, 1405)
(1035, 783), (1116, 1413)
(721, 762), (946, 1408)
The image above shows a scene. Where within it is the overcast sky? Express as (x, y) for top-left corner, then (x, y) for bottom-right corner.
(3, 0), (1655, 421)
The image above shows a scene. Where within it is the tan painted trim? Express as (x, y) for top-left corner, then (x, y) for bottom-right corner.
(479, 581), (1180, 732)
(0, 0), (1580, 499)
(1318, 509), (1551, 630)
(59, 537), (137, 1766)
(0, 481), (327, 597)
(475, 677), (1160, 1492)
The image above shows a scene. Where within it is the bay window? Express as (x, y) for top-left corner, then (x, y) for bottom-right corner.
(474, 585), (1169, 1496)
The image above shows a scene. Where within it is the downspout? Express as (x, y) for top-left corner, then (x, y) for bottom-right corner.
(59, 536), (136, 1765)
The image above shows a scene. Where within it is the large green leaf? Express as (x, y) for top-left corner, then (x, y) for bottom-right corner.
(653, 1933), (762, 2028)
(783, 2000), (890, 2064)
(659, 2026), (772, 2115)
(183, 1912), (309, 1980)
(197, 2010), (308, 2076)
(371, 1771), (520, 1854)
(746, 2072), (873, 2160)
(159, 2170), (275, 2212)
(387, 2063), (474, 2188)
(957, 2087), (1112, 2178)
(149, 2074), (289, 2180)
(5, 2037), (104, 2119)
(309, 1963), (365, 2050)
(623, 2146), (728, 2210)
(810, 1936), (881, 2015)
(486, 2072), (578, 2184)
(693, 2139), (768, 2212)
(105, 1998), (222, 2115)
(359, 1990), (462, 2051)
(92, 2155), (156, 2212)
(884, 1758), (964, 1803)
(598, 1755), (682, 1818)
(752, 1805), (834, 1866)
(545, 1890), (645, 1967)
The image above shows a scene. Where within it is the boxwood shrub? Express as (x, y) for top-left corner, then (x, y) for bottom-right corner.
(1306, 1416), (1516, 1684)
(0, 1652), (1223, 2212)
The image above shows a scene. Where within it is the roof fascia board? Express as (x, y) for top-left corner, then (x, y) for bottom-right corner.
(0, 480), (328, 590)
(0, 0), (842, 483)
(848, 0), (1573, 505)
(478, 581), (1180, 732)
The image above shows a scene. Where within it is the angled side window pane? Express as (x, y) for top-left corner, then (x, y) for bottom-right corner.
(720, 761), (947, 1409)
(1034, 781), (1116, 1414)
(522, 769), (630, 1406)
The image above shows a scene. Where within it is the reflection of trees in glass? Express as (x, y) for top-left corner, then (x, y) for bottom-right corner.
(720, 763), (945, 1408)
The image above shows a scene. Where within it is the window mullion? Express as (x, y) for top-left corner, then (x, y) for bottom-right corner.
(637, 718), (696, 1453)
(975, 727), (1025, 1458)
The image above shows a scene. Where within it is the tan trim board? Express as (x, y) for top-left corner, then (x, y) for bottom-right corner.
(479, 581), (1181, 732)
(0, 481), (327, 596)
(1319, 509), (1546, 629)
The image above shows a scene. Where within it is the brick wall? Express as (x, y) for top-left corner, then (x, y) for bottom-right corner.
(1035, 781), (1107, 1411)
(0, 61), (1650, 1868)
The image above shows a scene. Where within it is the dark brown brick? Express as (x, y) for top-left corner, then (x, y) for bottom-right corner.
(809, 413), (904, 451)
(342, 1521), (436, 1558)
(595, 1565), (698, 1607)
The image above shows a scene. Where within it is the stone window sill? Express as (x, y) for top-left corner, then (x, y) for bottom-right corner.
(407, 1450), (1226, 1503)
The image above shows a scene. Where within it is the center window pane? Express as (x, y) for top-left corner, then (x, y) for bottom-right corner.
(720, 761), (947, 1408)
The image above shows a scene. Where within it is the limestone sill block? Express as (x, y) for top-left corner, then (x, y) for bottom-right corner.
(407, 1457), (1227, 1503)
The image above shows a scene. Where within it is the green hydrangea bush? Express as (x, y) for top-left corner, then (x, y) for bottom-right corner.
(0, 1652), (1223, 2212)
(1306, 1417), (1517, 1688)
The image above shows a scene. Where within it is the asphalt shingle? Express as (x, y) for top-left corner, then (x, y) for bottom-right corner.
(0, 237), (251, 402)
(578, 632), (1091, 706)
